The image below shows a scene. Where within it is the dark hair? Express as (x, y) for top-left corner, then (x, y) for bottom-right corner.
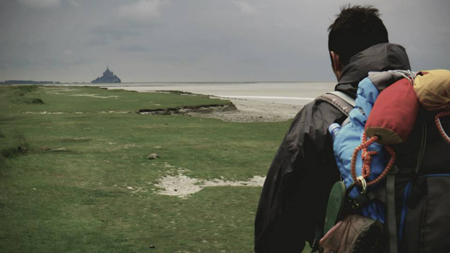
(328, 5), (389, 65)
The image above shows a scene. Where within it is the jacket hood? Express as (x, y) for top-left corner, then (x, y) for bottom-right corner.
(335, 43), (411, 98)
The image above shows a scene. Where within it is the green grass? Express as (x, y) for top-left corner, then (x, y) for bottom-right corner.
(0, 85), (297, 252)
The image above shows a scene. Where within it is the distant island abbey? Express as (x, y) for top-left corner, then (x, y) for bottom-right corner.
(91, 66), (121, 83)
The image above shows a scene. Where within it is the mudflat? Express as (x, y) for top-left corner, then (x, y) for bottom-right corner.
(104, 81), (334, 105)
(103, 81), (336, 121)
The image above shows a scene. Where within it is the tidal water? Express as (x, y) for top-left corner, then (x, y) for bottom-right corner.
(99, 82), (336, 106)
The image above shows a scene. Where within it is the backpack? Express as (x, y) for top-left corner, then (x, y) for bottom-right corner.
(313, 70), (450, 253)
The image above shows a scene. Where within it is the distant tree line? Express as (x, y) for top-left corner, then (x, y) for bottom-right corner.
(0, 80), (61, 84)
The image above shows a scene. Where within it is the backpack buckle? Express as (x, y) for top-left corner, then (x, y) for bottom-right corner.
(356, 176), (367, 194)
(345, 177), (370, 210)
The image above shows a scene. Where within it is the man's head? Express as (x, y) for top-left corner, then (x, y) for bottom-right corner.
(328, 5), (389, 80)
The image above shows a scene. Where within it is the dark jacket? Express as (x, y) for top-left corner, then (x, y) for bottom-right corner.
(254, 43), (411, 252)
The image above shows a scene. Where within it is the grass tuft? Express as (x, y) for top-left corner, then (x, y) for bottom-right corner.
(26, 98), (44, 104)
(1, 132), (29, 158)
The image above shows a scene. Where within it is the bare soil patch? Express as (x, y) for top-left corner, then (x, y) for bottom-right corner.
(138, 102), (236, 115)
(154, 171), (266, 198)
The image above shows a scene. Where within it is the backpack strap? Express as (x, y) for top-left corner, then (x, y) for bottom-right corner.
(386, 168), (399, 253)
(395, 117), (428, 252)
(316, 91), (355, 117)
(310, 91), (356, 253)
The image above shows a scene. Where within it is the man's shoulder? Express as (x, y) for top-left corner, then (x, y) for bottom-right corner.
(295, 91), (351, 119)
(287, 92), (350, 135)
(315, 91), (355, 116)
(281, 93), (349, 153)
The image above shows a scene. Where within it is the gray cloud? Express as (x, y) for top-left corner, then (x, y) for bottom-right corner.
(85, 36), (109, 46)
(17, 0), (60, 8)
(86, 24), (143, 48)
(0, 0), (449, 82)
(90, 26), (141, 40)
(117, 0), (169, 22)
(119, 45), (148, 52)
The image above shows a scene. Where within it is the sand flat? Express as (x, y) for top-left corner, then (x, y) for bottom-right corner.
(103, 81), (335, 121)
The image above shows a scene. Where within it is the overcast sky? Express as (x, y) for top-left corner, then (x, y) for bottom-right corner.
(0, 0), (449, 82)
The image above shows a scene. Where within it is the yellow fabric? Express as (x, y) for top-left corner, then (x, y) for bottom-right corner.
(414, 69), (450, 111)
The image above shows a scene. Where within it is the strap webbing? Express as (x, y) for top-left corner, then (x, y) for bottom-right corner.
(415, 119), (427, 173)
(316, 91), (355, 117)
(327, 91), (356, 107)
(387, 173), (398, 253)
(310, 225), (322, 253)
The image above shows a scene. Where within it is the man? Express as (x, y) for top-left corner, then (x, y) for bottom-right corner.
(255, 5), (411, 252)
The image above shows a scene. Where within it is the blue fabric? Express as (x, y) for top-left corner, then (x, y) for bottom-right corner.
(399, 182), (412, 244)
(332, 76), (389, 222)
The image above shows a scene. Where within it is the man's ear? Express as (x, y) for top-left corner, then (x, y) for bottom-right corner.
(330, 51), (343, 80)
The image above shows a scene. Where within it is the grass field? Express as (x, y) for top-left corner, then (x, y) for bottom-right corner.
(0, 85), (293, 252)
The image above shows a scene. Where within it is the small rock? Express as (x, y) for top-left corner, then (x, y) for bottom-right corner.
(147, 153), (159, 160)
(18, 146), (27, 153)
(51, 148), (67, 152)
(149, 245), (155, 249)
(29, 98), (44, 104)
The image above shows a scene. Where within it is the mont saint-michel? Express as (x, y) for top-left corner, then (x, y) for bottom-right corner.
(91, 66), (121, 83)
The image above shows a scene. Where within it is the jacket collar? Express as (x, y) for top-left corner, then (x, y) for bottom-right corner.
(335, 43), (411, 98)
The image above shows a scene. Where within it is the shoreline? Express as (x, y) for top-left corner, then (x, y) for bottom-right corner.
(34, 82), (334, 121)
(108, 88), (304, 122)
(104, 85), (313, 122)
(188, 97), (302, 122)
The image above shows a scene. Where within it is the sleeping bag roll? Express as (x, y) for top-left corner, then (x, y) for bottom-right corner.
(365, 78), (419, 145)
(414, 69), (450, 111)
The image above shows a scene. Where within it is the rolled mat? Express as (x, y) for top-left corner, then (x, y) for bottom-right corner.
(414, 69), (450, 112)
